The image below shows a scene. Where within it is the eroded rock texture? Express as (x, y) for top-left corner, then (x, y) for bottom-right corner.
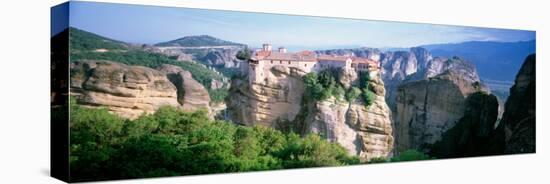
(227, 66), (393, 160)
(70, 60), (210, 119)
(429, 92), (501, 158)
(393, 68), (487, 154)
(501, 54), (536, 153)
(303, 74), (393, 160)
(227, 65), (306, 127)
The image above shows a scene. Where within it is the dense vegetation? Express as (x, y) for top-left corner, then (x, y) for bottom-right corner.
(208, 88), (229, 104)
(69, 28), (127, 51)
(303, 69), (376, 106)
(69, 100), (360, 181)
(68, 27), (228, 103)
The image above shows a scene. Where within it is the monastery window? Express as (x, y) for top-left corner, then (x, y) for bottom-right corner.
(270, 60), (273, 64)
(280, 61), (282, 64)
(304, 64), (307, 67)
(288, 61), (291, 64)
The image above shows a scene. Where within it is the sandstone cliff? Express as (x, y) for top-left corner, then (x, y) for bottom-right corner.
(227, 65), (306, 127)
(158, 64), (211, 114)
(393, 65), (488, 154)
(70, 60), (211, 119)
(500, 54), (536, 153)
(227, 66), (393, 160)
(423, 54), (536, 157)
(316, 47), (435, 109)
(302, 72), (393, 160)
(429, 92), (501, 158)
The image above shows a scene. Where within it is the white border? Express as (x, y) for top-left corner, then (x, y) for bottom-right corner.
(0, 0), (547, 183)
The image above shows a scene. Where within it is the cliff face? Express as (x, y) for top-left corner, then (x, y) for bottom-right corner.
(227, 66), (393, 160)
(429, 92), (501, 158)
(303, 73), (393, 160)
(158, 64), (211, 114)
(227, 65), (307, 127)
(423, 54), (536, 157)
(316, 47), (435, 110)
(202, 49), (242, 68)
(70, 60), (211, 119)
(393, 66), (487, 153)
(501, 54), (536, 153)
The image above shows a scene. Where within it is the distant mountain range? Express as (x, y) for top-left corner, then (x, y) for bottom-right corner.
(420, 40), (535, 81)
(155, 35), (245, 47)
(62, 27), (535, 82)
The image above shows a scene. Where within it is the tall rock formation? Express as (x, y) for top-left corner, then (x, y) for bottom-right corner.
(427, 54), (536, 157)
(393, 58), (488, 154)
(429, 92), (501, 158)
(302, 71), (393, 160)
(227, 65), (307, 127)
(316, 47), (435, 109)
(202, 49), (242, 68)
(158, 64), (212, 114)
(70, 60), (211, 119)
(500, 54), (536, 153)
(227, 65), (393, 160)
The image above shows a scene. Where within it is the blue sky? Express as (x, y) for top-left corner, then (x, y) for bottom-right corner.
(65, 1), (535, 50)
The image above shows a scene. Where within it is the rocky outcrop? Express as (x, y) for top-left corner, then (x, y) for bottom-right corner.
(500, 54), (536, 153)
(303, 73), (393, 161)
(210, 79), (225, 89)
(158, 64), (211, 114)
(227, 65), (306, 127)
(176, 53), (195, 62)
(426, 54), (536, 157)
(316, 47), (436, 110)
(202, 49), (242, 68)
(227, 65), (393, 160)
(429, 92), (501, 158)
(316, 47), (488, 113)
(393, 67), (487, 154)
(70, 60), (211, 119)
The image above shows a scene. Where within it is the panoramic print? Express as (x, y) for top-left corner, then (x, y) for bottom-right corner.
(51, 1), (536, 182)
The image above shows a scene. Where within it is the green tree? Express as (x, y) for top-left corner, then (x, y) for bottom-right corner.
(345, 87), (361, 102)
(236, 47), (251, 61)
(362, 88), (376, 107)
(69, 104), (362, 181)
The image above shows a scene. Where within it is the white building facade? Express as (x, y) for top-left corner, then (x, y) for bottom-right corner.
(248, 44), (380, 84)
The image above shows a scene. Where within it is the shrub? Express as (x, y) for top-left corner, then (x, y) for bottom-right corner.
(332, 85), (346, 101)
(345, 87), (361, 102)
(209, 88), (229, 103)
(390, 150), (432, 162)
(368, 157), (389, 164)
(362, 88), (376, 107)
(236, 47), (251, 61)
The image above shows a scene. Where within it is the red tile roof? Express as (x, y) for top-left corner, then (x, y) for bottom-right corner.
(252, 49), (379, 65)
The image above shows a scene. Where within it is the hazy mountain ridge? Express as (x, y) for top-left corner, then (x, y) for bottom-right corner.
(155, 35), (245, 47)
(421, 40), (535, 81)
